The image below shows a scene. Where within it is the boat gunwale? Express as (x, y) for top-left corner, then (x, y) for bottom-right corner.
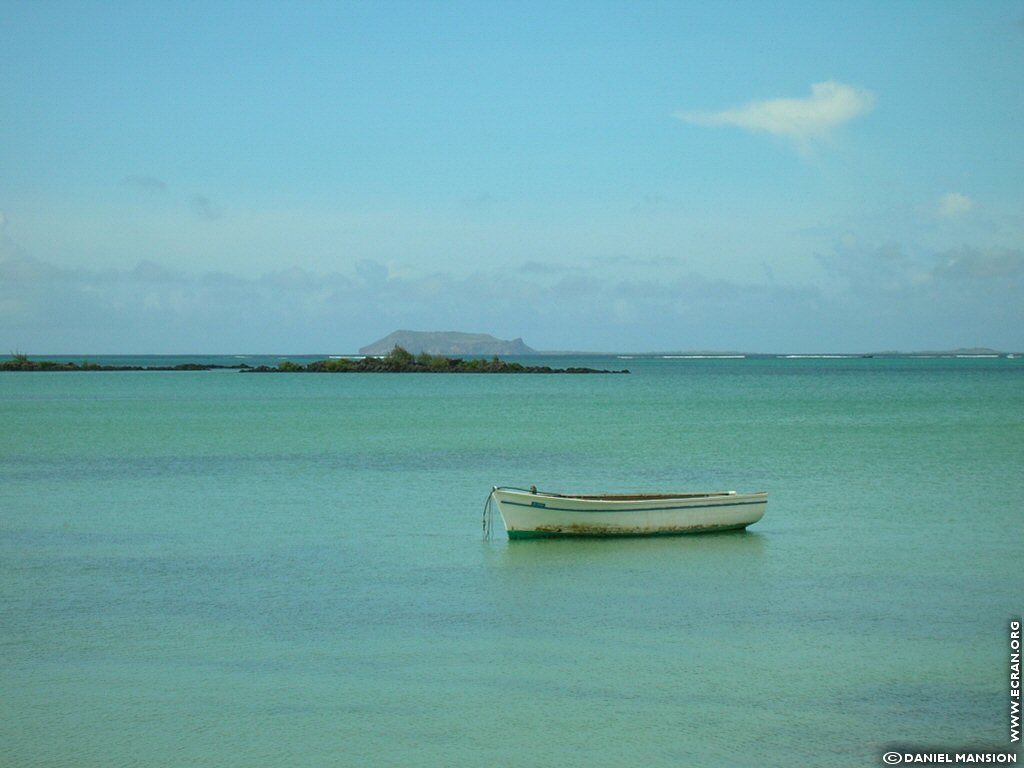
(493, 487), (765, 503)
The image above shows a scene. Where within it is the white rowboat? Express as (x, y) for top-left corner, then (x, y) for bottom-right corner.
(487, 486), (767, 539)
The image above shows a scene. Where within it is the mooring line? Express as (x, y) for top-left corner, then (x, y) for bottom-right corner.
(482, 488), (495, 541)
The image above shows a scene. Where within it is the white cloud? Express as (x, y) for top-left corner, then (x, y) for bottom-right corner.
(938, 192), (973, 218)
(676, 81), (876, 142)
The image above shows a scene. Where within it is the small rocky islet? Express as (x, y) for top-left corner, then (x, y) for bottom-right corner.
(0, 357), (242, 372)
(1, 347), (628, 374)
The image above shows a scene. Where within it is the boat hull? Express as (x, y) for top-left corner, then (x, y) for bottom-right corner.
(490, 488), (767, 539)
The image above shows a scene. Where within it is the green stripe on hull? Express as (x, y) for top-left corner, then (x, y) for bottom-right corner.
(506, 524), (751, 539)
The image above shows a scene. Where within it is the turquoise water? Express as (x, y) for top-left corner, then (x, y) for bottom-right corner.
(2, 357), (1021, 767)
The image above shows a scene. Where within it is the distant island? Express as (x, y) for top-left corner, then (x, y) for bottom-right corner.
(359, 330), (536, 357)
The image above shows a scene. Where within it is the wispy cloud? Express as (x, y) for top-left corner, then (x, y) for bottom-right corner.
(131, 260), (183, 282)
(462, 192), (502, 211)
(123, 175), (167, 193)
(191, 195), (222, 221)
(676, 81), (876, 143)
(3, 241), (1022, 353)
(938, 192), (973, 218)
(935, 246), (1024, 280)
(516, 260), (576, 276)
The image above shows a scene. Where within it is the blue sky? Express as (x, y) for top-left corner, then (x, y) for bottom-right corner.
(2, 0), (1022, 353)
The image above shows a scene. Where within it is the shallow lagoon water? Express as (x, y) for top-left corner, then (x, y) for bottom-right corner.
(2, 357), (1021, 766)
